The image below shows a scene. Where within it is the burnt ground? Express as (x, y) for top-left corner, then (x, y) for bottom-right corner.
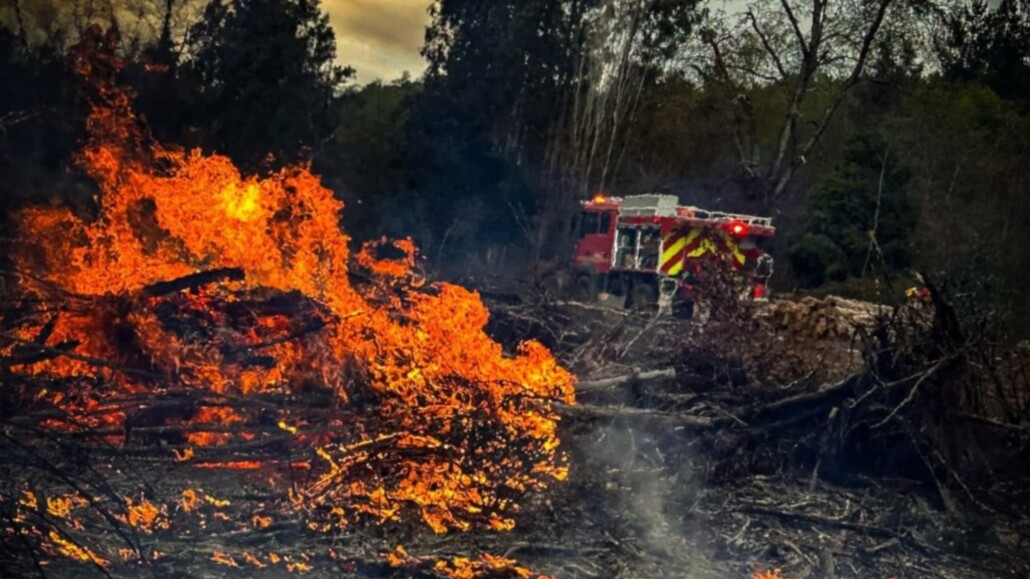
(471, 278), (1030, 579)
(4, 278), (1029, 578)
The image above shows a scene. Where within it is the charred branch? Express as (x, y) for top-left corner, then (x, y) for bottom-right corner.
(140, 268), (246, 297)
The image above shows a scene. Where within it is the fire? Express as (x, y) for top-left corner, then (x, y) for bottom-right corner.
(753, 571), (799, 579)
(219, 182), (264, 222)
(123, 497), (167, 533)
(2, 25), (574, 551)
(386, 546), (554, 579)
(48, 529), (109, 567)
(179, 489), (199, 512)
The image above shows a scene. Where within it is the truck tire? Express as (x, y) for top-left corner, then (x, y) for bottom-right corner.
(538, 268), (569, 297)
(573, 273), (599, 302)
(673, 299), (695, 319)
(628, 281), (657, 311)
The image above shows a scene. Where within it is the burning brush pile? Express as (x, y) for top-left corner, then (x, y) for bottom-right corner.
(0, 30), (573, 577)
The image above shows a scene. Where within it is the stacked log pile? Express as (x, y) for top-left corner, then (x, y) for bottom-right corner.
(757, 295), (890, 340)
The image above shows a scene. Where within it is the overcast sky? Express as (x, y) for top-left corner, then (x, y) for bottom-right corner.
(323, 0), (432, 84)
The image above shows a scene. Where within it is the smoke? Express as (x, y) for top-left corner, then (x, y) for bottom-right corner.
(576, 418), (714, 571)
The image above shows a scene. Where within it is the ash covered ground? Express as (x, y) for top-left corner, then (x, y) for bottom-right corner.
(469, 279), (1029, 579)
(3, 273), (1028, 579)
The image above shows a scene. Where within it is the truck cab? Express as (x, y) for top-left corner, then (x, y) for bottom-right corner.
(572, 194), (618, 275)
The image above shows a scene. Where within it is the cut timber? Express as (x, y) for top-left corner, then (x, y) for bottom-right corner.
(759, 295), (889, 339)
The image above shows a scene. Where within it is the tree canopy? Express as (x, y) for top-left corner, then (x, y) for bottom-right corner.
(1, 0), (1029, 332)
(185, 0), (352, 168)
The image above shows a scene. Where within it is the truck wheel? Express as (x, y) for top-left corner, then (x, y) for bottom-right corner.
(537, 269), (568, 297)
(673, 299), (695, 319)
(573, 274), (599, 302)
(628, 282), (657, 311)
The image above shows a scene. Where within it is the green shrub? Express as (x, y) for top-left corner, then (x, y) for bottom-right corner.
(792, 134), (916, 288)
(788, 233), (849, 288)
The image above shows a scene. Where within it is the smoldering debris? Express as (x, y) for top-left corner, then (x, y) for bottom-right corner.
(476, 276), (1030, 579)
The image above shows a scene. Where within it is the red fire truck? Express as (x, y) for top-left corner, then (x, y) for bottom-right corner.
(570, 193), (775, 315)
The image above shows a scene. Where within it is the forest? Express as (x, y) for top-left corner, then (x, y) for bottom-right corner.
(1, 0), (1028, 333)
(0, 1), (1029, 577)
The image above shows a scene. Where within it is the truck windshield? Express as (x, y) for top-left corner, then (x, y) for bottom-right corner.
(579, 211), (599, 238)
(578, 211), (611, 238)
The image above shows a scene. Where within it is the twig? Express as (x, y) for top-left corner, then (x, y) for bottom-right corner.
(871, 356), (952, 429)
(736, 504), (896, 538)
(618, 311), (661, 359)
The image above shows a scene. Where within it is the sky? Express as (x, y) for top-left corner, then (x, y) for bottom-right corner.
(323, 0), (433, 84)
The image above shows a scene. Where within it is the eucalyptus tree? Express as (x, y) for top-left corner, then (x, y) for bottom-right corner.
(423, 0), (703, 257)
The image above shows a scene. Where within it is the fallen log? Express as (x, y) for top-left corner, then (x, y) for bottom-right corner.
(576, 368), (676, 392)
(555, 402), (717, 430)
(748, 372), (865, 423)
(562, 365), (927, 433)
(548, 300), (630, 316)
(748, 354), (958, 431)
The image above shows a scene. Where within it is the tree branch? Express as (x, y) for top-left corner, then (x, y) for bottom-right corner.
(746, 9), (788, 79)
(780, 0), (809, 58)
(768, 0), (895, 206)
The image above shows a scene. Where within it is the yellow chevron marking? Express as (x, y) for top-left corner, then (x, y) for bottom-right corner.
(687, 237), (718, 258)
(661, 229), (750, 274)
(660, 234), (688, 265)
(661, 229), (700, 275)
(732, 245), (746, 265)
(721, 232), (747, 266)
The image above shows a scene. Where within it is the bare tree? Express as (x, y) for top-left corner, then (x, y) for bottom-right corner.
(690, 0), (899, 209)
(547, 1), (651, 196)
(0, 0), (197, 53)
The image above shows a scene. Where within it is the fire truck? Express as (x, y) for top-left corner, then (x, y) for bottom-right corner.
(570, 194), (775, 316)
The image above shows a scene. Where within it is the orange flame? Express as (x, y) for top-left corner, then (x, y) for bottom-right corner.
(4, 27), (574, 536)
(386, 546), (554, 579)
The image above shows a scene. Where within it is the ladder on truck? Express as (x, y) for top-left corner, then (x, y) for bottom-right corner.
(617, 194), (774, 229)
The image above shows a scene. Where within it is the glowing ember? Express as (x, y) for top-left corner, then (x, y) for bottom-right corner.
(386, 546), (555, 579)
(753, 571), (799, 579)
(122, 497), (167, 533)
(179, 490), (199, 513)
(48, 529), (109, 567)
